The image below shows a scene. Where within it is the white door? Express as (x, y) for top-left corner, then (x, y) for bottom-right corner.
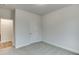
(29, 18), (41, 42)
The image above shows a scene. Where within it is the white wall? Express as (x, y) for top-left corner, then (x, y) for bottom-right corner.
(0, 8), (13, 19)
(42, 5), (79, 53)
(15, 9), (42, 48)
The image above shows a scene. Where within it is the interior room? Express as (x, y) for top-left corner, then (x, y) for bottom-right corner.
(0, 4), (79, 55)
(0, 18), (13, 48)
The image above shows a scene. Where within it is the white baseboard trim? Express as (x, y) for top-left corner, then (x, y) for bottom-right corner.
(43, 41), (79, 54)
(15, 40), (42, 48)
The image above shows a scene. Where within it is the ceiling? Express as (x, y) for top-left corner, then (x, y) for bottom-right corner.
(2, 4), (71, 15)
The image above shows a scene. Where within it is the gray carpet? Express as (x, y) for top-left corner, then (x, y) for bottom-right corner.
(0, 42), (77, 55)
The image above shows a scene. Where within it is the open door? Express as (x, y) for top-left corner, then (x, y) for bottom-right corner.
(0, 18), (13, 48)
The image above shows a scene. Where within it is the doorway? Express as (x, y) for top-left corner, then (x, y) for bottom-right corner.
(0, 18), (13, 48)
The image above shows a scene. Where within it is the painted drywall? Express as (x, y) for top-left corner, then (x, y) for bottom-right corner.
(1, 18), (13, 43)
(0, 8), (13, 19)
(15, 9), (42, 48)
(42, 5), (79, 53)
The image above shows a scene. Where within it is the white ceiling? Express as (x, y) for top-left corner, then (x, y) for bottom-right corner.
(2, 4), (71, 15)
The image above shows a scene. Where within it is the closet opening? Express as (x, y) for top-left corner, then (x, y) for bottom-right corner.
(0, 18), (14, 49)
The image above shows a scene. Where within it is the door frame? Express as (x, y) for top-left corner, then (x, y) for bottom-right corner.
(0, 17), (15, 48)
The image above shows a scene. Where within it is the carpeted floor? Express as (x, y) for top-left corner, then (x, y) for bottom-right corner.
(0, 42), (77, 55)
